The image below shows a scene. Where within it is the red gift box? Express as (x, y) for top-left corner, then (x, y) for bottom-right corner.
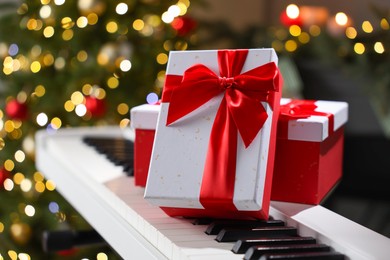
(271, 98), (348, 204)
(130, 104), (160, 186)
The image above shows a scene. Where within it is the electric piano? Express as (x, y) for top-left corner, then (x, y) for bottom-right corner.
(35, 126), (390, 259)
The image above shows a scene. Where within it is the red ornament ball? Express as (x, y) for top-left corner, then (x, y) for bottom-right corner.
(85, 96), (106, 117)
(5, 99), (28, 120)
(171, 16), (196, 36)
(57, 248), (78, 256)
(0, 168), (11, 189)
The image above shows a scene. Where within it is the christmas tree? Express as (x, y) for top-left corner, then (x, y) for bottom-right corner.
(0, 0), (197, 258)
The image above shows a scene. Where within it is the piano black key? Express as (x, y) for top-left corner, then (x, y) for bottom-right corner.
(192, 218), (215, 225)
(244, 244), (331, 260)
(232, 236), (317, 254)
(123, 165), (134, 176)
(258, 251), (345, 260)
(216, 226), (298, 242)
(206, 219), (285, 235)
(83, 137), (134, 176)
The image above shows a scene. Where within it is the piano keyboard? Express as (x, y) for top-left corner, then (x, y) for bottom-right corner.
(35, 126), (390, 260)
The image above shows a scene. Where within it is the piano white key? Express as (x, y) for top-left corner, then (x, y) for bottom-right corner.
(159, 226), (207, 236)
(177, 248), (239, 260)
(153, 222), (201, 230)
(174, 240), (240, 260)
(47, 137), (125, 183)
(157, 232), (175, 259)
(146, 216), (194, 226)
(186, 254), (243, 260)
(175, 240), (234, 251)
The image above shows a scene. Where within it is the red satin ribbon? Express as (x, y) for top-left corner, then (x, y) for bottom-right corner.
(162, 50), (280, 211)
(278, 99), (334, 139)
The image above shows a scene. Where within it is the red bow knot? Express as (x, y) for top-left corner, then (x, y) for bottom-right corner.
(278, 99), (334, 139)
(219, 76), (235, 89)
(280, 100), (318, 120)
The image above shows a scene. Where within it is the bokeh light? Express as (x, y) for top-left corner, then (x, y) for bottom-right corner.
(286, 4), (299, 19)
(116, 3), (128, 15)
(36, 113), (48, 126)
(354, 42), (365, 54)
(25, 205), (35, 217)
(374, 42), (385, 54)
(48, 202), (59, 213)
(146, 93), (159, 104)
(335, 12), (348, 26)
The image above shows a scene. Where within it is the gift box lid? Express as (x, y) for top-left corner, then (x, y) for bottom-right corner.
(130, 103), (160, 130)
(279, 98), (348, 142)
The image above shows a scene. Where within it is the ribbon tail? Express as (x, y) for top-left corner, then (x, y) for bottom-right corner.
(199, 98), (238, 211)
(226, 88), (269, 148)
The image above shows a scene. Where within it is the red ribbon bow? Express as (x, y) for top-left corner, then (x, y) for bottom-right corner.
(162, 50), (280, 211)
(278, 99), (334, 139)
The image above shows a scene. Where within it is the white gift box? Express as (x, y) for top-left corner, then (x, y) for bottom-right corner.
(144, 49), (282, 219)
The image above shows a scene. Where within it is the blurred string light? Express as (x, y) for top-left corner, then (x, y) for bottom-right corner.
(335, 12), (348, 26)
(36, 113), (48, 126)
(20, 178), (32, 192)
(345, 27), (357, 39)
(380, 18), (389, 30)
(119, 59), (131, 72)
(45, 179), (56, 191)
(286, 4), (299, 19)
(4, 178), (14, 191)
(362, 20), (373, 33)
(117, 103), (129, 115)
(14, 150), (26, 163)
(116, 3), (128, 15)
(13, 172), (24, 185)
(289, 25), (301, 37)
(54, 0), (65, 5)
(75, 104), (87, 116)
(374, 42), (385, 54)
(156, 53), (168, 65)
(4, 159), (15, 171)
(24, 205), (35, 217)
(8, 44), (19, 56)
(8, 251), (17, 260)
(354, 42), (365, 54)
(18, 253), (31, 260)
(119, 118), (130, 128)
(107, 76), (119, 89)
(39, 5), (51, 19)
(48, 201), (60, 213)
(146, 93), (159, 104)
(97, 253), (108, 260)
